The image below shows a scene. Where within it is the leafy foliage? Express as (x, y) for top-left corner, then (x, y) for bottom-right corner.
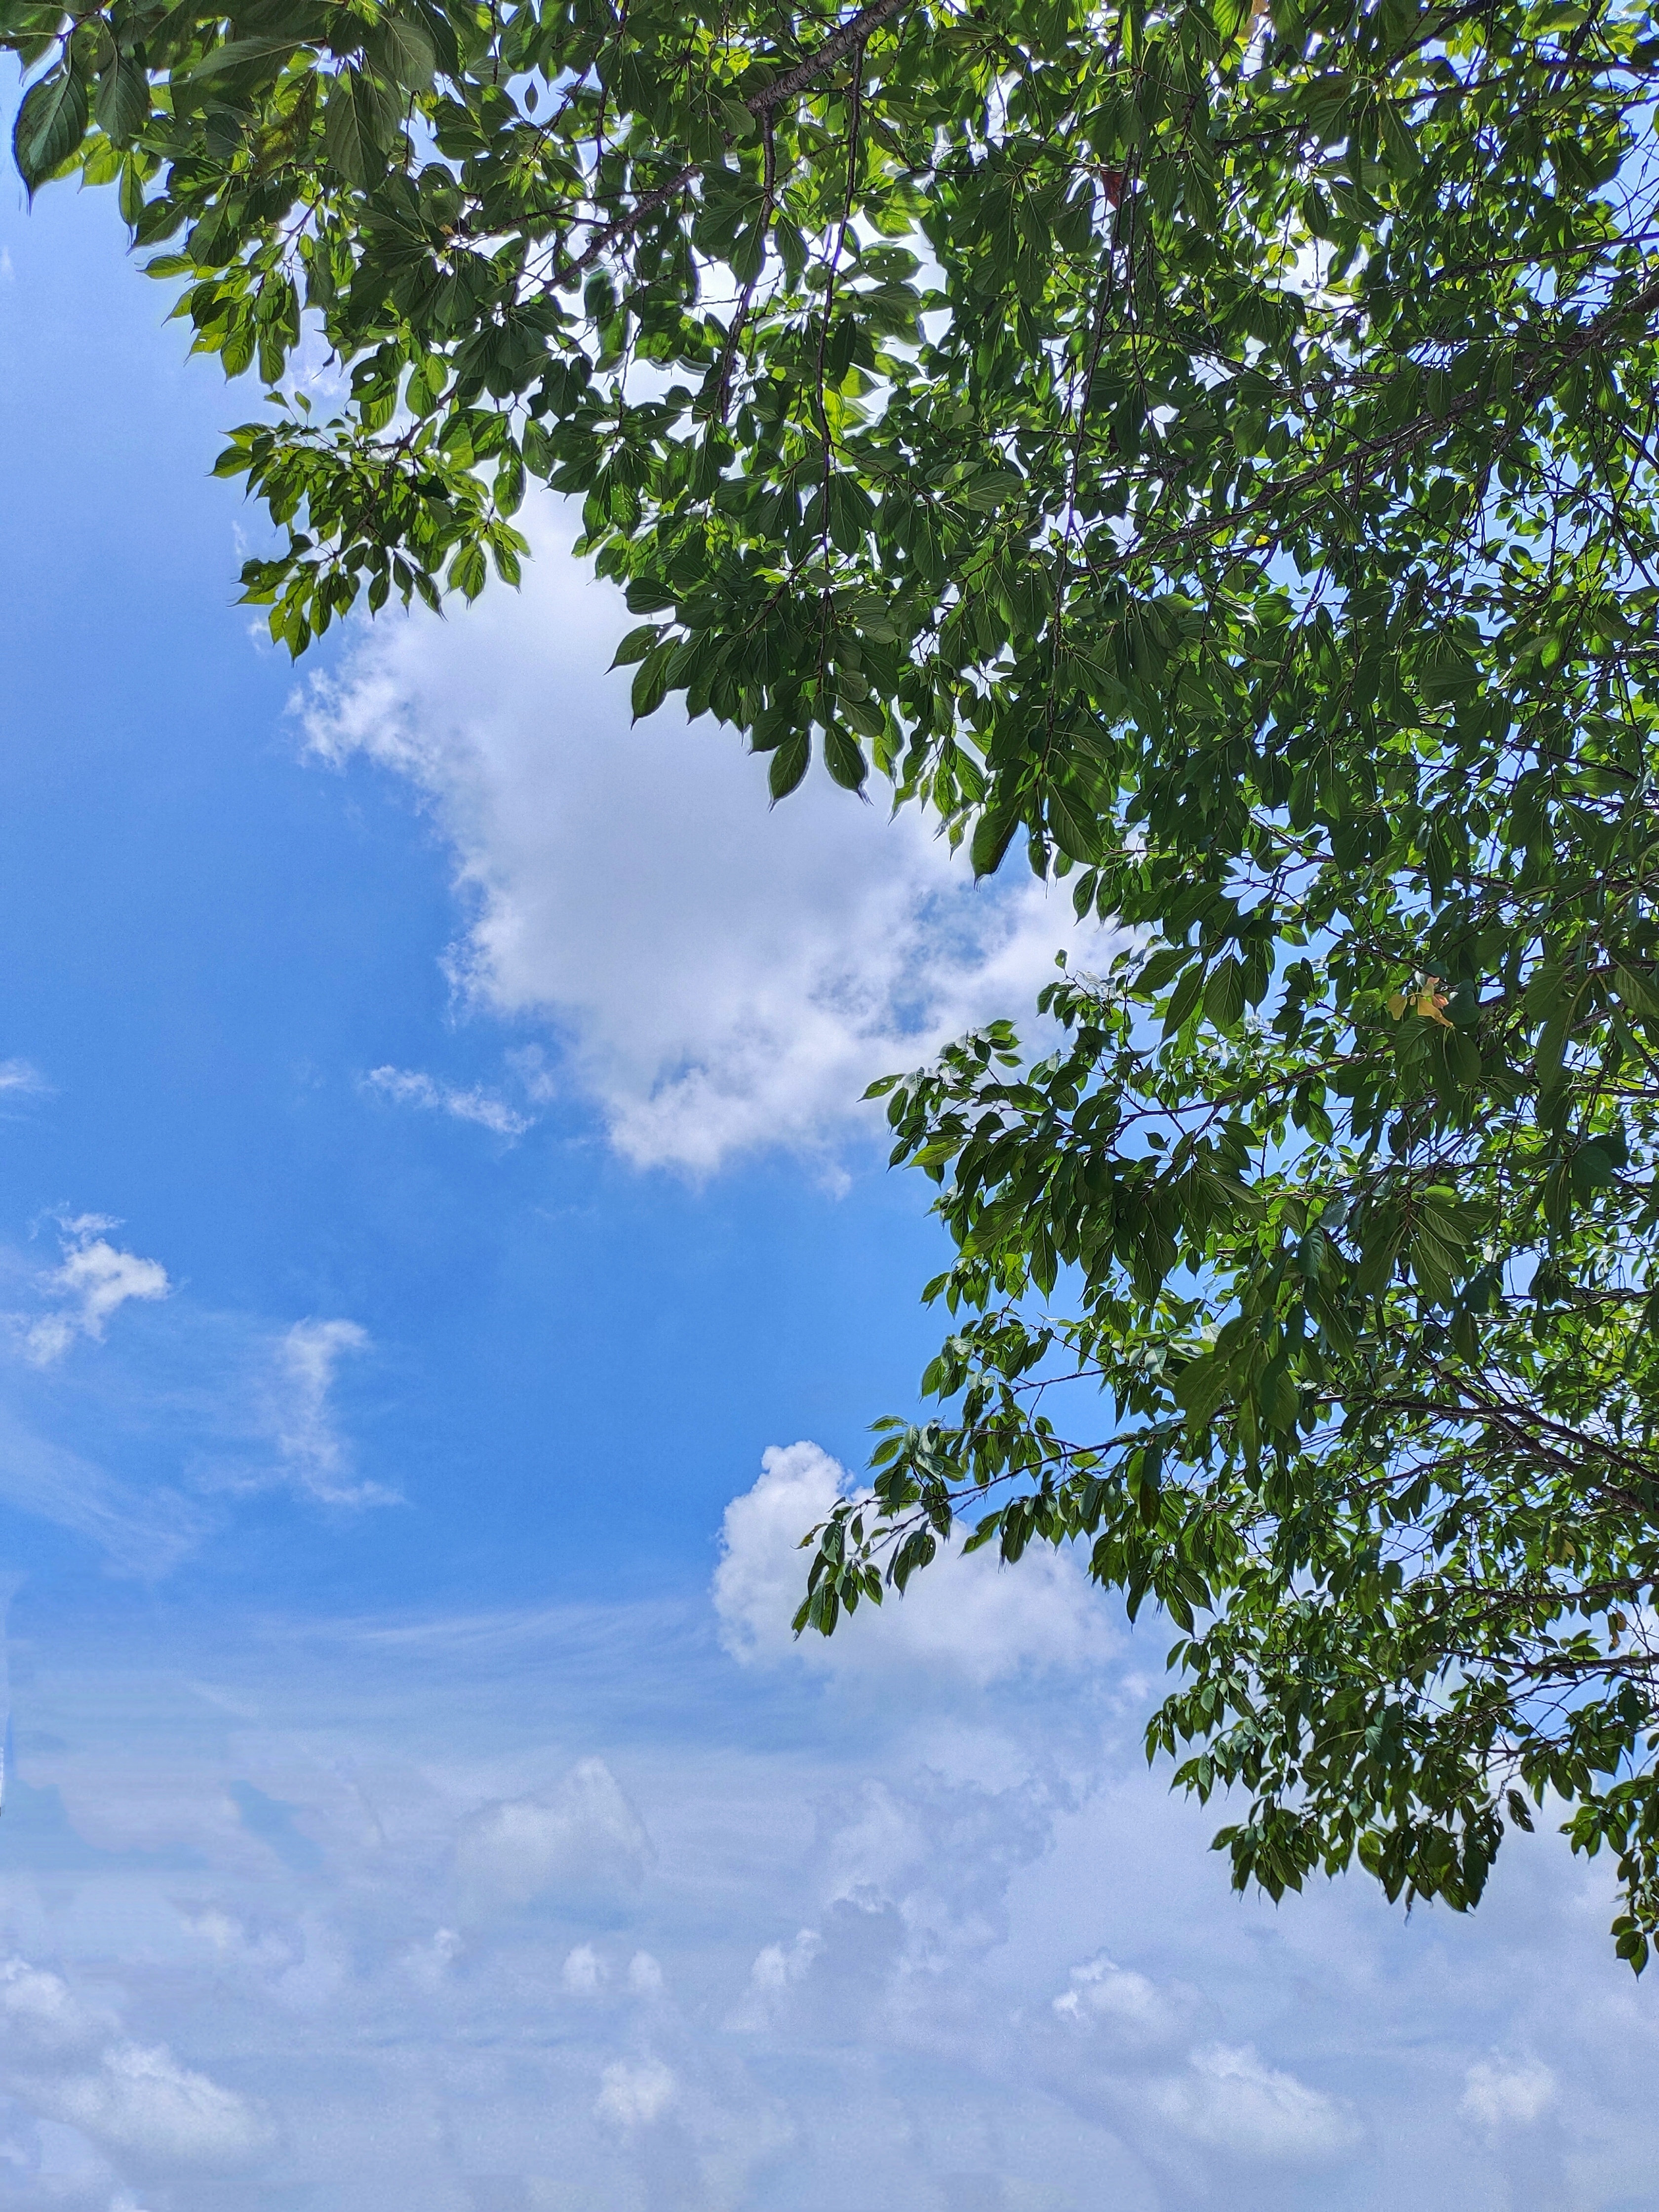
(11, 0), (1659, 1958)
(804, 957), (1659, 1970)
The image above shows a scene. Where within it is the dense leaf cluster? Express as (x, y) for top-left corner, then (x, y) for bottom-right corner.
(10, 0), (1659, 1958)
(806, 958), (1659, 1968)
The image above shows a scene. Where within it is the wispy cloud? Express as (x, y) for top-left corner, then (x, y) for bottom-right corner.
(270, 1319), (393, 1507)
(595, 2055), (675, 2129)
(0, 1059), (47, 1098)
(0, 1404), (209, 1576)
(19, 1215), (169, 1366)
(363, 1065), (532, 1139)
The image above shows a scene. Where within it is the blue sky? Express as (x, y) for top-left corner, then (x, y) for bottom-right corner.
(0, 163), (1656, 2212)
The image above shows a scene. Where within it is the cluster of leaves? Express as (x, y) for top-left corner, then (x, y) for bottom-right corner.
(802, 946), (1659, 1969)
(9, 0), (1654, 809)
(12, 0), (1659, 1957)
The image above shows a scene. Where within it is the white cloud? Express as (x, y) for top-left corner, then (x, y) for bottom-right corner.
(0, 1059), (47, 1096)
(0, 1960), (273, 2173)
(21, 2042), (274, 2168)
(270, 1319), (390, 1506)
(562, 1944), (605, 1995)
(1054, 1953), (1184, 2045)
(727, 1930), (824, 2031)
(363, 1065), (532, 1140)
(300, 500), (1117, 1175)
(713, 1441), (1111, 1684)
(0, 1959), (109, 2053)
(22, 1221), (168, 1365)
(455, 1757), (654, 1908)
(595, 2057), (675, 2129)
(1151, 2044), (1360, 2163)
(750, 1932), (823, 1991)
(1461, 2055), (1556, 2129)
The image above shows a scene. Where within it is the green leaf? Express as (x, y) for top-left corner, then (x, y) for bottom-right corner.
(369, 15), (435, 91)
(118, 150), (145, 226)
(325, 66), (392, 189)
(825, 724), (868, 790)
(971, 800), (1021, 879)
(956, 467), (1022, 513)
(12, 68), (87, 191)
(493, 445), (524, 516)
(1175, 1348), (1234, 1427)
(520, 417), (554, 478)
(1418, 633), (1480, 705)
(768, 731), (809, 800)
(94, 54), (148, 144)
(630, 640), (674, 719)
(448, 540), (486, 599)
(1202, 955), (1245, 1032)
(182, 33), (308, 81)
(1046, 782), (1100, 864)
(610, 623), (662, 670)
(1376, 96), (1422, 175)
(1162, 962), (1204, 1037)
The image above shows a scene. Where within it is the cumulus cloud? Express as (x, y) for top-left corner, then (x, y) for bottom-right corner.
(363, 1065), (532, 1140)
(713, 1441), (1110, 1684)
(0, 1958), (110, 2053)
(20, 2042), (275, 2168)
(455, 1757), (654, 1909)
(270, 1319), (391, 1506)
(1150, 2044), (1360, 2163)
(21, 1218), (168, 1365)
(727, 1930), (824, 2032)
(1053, 1953), (1186, 2045)
(300, 501), (1116, 1175)
(0, 1960), (273, 2172)
(1461, 2055), (1556, 2129)
(595, 2057), (675, 2129)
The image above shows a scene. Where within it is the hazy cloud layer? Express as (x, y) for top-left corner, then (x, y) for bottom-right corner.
(302, 501), (1116, 1175)
(0, 1485), (1653, 2212)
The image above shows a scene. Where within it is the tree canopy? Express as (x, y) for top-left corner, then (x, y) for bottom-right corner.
(9, 0), (1659, 1964)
